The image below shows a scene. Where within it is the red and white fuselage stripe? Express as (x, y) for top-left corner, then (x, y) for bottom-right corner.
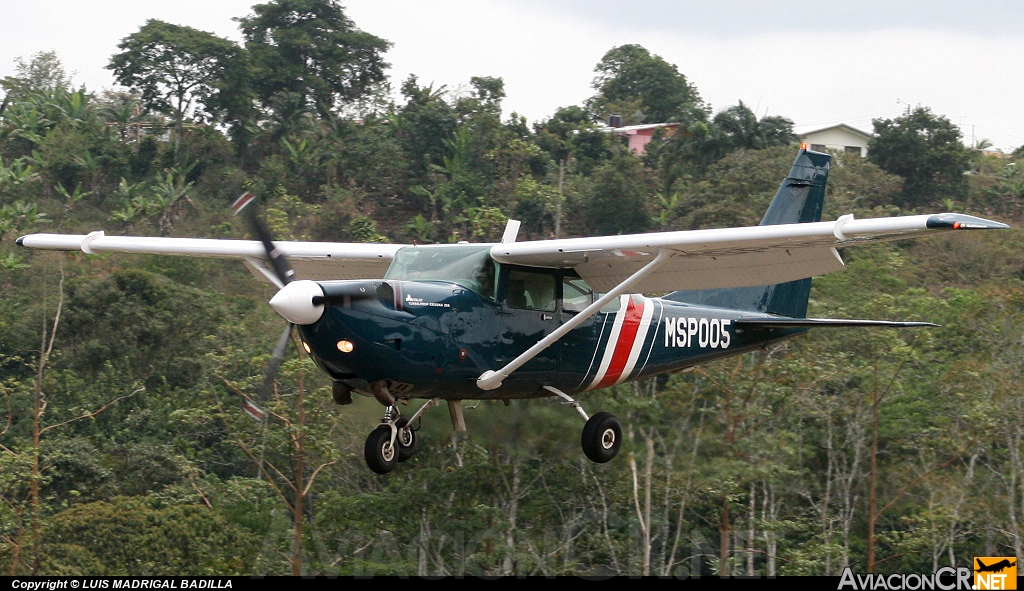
(586, 294), (656, 390)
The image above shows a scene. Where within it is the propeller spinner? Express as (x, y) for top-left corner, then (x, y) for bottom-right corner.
(268, 279), (326, 325)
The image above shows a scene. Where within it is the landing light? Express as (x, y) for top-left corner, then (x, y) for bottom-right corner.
(337, 340), (355, 353)
(302, 341), (311, 354)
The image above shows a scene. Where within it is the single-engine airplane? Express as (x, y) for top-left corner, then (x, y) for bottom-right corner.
(17, 148), (1009, 473)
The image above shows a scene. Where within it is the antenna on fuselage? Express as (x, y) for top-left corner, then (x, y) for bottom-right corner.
(501, 219), (521, 244)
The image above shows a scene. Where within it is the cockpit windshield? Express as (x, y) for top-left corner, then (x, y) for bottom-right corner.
(384, 245), (495, 299)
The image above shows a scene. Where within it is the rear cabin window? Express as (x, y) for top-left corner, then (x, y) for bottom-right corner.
(562, 276), (594, 313)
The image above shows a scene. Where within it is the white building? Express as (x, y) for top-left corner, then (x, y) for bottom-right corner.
(798, 124), (873, 157)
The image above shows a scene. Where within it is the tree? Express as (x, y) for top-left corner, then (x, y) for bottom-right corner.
(108, 20), (247, 154)
(534, 106), (612, 236)
(868, 107), (970, 209)
(585, 155), (652, 235)
(392, 75), (458, 185)
(41, 496), (258, 575)
(1, 51), (73, 112)
(588, 44), (706, 125)
(712, 101), (796, 153)
(238, 0), (391, 121)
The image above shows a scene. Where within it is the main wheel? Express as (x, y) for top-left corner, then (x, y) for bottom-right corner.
(395, 417), (417, 462)
(364, 427), (398, 474)
(581, 412), (622, 463)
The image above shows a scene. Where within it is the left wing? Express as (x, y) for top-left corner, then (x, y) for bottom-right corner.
(15, 232), (407, 284)
(490, 213), (1008, 293)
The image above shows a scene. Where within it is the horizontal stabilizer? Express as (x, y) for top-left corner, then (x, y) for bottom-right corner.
(735, 317), (938, 329)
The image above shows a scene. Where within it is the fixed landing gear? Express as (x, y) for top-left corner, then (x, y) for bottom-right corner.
(543, 386), (623, 464)
(395, 417), (416, 462)
(364, 427), (397, 474)
(364, 410), (419, 475)
(360, 383), (624, 473)
(581, 411), (622, 463)
(363, 386), (440, 474)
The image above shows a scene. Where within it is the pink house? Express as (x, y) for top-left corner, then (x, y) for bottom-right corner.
(604, 122), (680, 155)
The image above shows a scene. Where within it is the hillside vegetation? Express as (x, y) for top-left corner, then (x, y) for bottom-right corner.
(2, 1), (1023, 576)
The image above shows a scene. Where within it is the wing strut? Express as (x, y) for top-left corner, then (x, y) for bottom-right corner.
(477, 249), (674, 391)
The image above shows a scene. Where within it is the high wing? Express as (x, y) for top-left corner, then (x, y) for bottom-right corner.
(17, 212), (1007, 292)
(490, 213), (1008, 294)
(15, 231), (406, 285)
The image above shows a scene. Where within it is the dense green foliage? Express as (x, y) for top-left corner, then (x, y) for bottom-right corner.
(2, 0), (1023, 577)
(868, 107), (971, 209)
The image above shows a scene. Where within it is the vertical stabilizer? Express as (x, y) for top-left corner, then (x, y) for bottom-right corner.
(663, 148), (831, 318)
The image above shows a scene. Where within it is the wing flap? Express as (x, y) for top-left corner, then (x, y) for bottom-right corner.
(578, 245), (845, 293)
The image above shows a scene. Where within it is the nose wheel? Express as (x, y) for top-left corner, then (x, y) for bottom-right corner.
(364, 427), (397, 474)
(363, 406), (421, 474)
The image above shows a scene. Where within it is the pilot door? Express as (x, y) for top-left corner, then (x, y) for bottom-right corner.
(497, 266), (562, 373)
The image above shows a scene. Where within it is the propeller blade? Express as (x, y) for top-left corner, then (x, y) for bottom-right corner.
(244, 322), (294, 422)
(232, 191), (295, 287)
(230, 194), (299, 422)
(242, 399), (267, 423)
(260, 322), (294, 399)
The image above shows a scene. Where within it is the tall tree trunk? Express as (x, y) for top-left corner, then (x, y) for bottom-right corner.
(720, 499), (730, 576)
(502, 459), (521, 575)
(555, 157), (566, 238)
(867, 381), (880, 573)
(746, 483), (755, 576)
(630, 436), (654, 576)
(30, 264), (64, 574)
(291, 373), (306, 576)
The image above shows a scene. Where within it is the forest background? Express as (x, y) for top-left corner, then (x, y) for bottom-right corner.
(2, 0), (1024, 578)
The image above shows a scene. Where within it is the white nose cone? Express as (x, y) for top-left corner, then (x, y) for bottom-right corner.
(269, 280), (325, 325)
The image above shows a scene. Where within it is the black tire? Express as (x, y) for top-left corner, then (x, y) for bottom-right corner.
(581, 412), (622, 463)
(395, 417), (417, 462)
(364, 427), (397, 474)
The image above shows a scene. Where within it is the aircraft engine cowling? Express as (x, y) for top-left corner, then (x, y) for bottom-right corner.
(268, 279), (325, 325)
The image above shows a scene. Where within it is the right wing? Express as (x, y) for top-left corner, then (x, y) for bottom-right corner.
(16, 232), (407, 284)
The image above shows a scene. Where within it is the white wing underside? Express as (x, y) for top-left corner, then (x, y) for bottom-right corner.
(17, 232), (404, 283)
(16, 213), (1001, 292)
(490, 214), (961, 293)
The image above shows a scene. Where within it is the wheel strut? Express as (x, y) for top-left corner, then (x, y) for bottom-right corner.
(542, 386), (622, 464)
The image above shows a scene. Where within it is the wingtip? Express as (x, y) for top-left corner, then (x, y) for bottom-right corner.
(15, 235), (25, 247)
(927, 213), (1010, 230)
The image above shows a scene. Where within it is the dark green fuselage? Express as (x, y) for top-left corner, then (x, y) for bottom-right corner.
(298, 274), (802, 400)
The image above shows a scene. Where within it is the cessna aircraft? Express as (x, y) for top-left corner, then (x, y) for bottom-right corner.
(17, 147), (1009, 474)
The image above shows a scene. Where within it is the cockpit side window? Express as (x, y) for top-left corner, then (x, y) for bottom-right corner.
(471, 258), (496, 300)
(505, 268), (557, 311)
